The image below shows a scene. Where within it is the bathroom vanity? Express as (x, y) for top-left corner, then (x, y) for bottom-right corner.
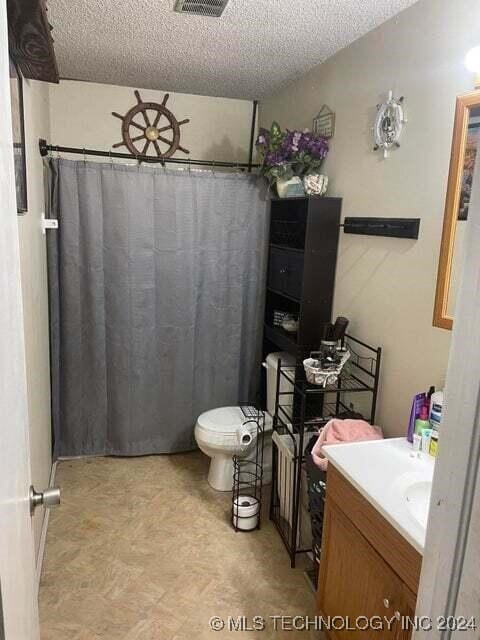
(317, 439), (434, 639)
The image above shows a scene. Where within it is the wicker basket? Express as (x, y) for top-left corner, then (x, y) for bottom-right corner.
(303, 349), (350, 386)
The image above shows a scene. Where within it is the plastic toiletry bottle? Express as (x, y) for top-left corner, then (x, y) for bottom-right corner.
(413, 433), (422, 452)
(414, 405), (430, 435)
(421, 428), (432, 454)
(429, 429), (439, 457)
(429, 390), (444, 431)
(407, 392), (426, 443)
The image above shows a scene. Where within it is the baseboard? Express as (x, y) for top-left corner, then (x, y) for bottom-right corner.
(35, 460), (57, 592)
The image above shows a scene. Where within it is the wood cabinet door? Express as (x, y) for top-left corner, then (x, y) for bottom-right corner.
(267, 247), (304, 300)
(318, 500), (405, 639)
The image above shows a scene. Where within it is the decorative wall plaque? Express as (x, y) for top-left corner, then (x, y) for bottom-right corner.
(313, 105), (335, 139)
(372, 90), (407, 158)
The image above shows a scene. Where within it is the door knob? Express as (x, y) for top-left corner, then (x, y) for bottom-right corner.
(29, 485), (61, 516)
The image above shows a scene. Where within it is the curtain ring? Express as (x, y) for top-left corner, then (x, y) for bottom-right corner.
(109, 150), (114, 169)
(83, 147), (87, 164)
(211, 160), (216, 176)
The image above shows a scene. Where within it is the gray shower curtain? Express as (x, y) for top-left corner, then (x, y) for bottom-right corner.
(46, 159), (268, 457)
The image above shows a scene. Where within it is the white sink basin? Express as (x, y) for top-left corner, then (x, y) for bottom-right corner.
(405, 480), (432, 529)
(322, 438), (435, 553)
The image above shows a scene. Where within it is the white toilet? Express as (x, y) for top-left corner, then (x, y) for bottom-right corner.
(194, 352), (295, 491)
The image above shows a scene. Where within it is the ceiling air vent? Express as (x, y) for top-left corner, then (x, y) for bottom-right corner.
(174, 0), (229, 18)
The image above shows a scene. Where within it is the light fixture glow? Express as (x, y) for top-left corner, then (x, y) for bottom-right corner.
(465, 46), (480, 73)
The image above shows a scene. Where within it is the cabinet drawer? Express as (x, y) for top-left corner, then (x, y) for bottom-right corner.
(268, 248), (304, 300)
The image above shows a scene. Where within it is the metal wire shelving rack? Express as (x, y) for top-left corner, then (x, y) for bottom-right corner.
(269, 334), (381, 568)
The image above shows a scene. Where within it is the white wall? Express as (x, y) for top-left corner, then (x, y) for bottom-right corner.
(259, 0), (480, 436)
(17, 79), (52, 561)
(48, 80), (255, 163)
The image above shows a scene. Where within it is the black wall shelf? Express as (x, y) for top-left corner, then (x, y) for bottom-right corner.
(343, 217), (420, 239)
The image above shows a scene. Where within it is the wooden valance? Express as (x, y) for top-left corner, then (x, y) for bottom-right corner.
(7, 0), (59, 83)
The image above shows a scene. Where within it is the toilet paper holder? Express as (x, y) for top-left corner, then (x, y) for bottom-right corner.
(231, 405), (265, 533)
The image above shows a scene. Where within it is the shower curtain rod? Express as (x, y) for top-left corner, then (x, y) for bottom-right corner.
(39, 100), (259, 171)
(38, 138), (260, 171)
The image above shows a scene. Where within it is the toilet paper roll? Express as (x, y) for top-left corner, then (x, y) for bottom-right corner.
(236, 425), (253, 448)
(232, 495), (260, 531)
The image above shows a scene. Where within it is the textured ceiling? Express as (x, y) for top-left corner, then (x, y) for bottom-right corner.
(48, 0), (419, 99)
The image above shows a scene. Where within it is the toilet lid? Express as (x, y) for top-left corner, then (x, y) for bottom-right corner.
(196, 406), (256, 435)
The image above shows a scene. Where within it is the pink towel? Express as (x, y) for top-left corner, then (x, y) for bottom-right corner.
(311, 418), (383, 471)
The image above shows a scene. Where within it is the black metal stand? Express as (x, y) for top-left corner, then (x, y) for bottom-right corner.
(270, 334), (382, 568)
(232, 406), (265, 532)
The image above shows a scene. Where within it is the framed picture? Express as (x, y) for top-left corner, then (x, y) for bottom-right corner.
(458, 118), (480, 221)
(9, 58), (27, 214)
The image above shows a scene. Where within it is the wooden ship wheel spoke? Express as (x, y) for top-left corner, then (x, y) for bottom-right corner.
(112, 90), (190, 161)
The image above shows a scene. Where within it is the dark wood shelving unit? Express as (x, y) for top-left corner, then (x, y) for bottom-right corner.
(262, 197), (383, 575)
(263, 195), (342, 572)
(263, 195), (342, 362)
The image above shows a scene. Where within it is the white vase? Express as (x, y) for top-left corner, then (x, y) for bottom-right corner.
(276, 176), (305, 198)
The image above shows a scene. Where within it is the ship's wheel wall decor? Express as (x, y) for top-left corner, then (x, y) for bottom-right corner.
(112, 90), (190, 161)
(372, 90), (407, 159)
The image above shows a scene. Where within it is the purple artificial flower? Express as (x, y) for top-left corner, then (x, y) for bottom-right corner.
(265, 151), (287, 166)
(257, 123), (329, 179)
(255, 127), (271, 149)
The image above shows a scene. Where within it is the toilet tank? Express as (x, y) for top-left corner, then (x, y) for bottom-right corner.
(265, 352), (296, 416)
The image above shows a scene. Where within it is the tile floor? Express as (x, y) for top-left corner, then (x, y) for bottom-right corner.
(39, 452), (320, 639)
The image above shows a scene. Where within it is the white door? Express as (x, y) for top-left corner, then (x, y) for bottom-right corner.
(0, 0), (40, 637)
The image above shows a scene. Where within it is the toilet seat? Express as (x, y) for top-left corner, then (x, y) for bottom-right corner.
(196, 406), (272, 436)
(196, 406), (254, 436)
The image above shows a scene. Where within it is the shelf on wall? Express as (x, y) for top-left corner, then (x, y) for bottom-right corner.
(270, 196), (310, 202)
(264, 323), (298, 352)
(269, 195), (343, 203)
(269, 243), (305, 255)
(266, 286), (301, 304)
(275, 400), (352, 438)
(278, 363), (376, 395)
